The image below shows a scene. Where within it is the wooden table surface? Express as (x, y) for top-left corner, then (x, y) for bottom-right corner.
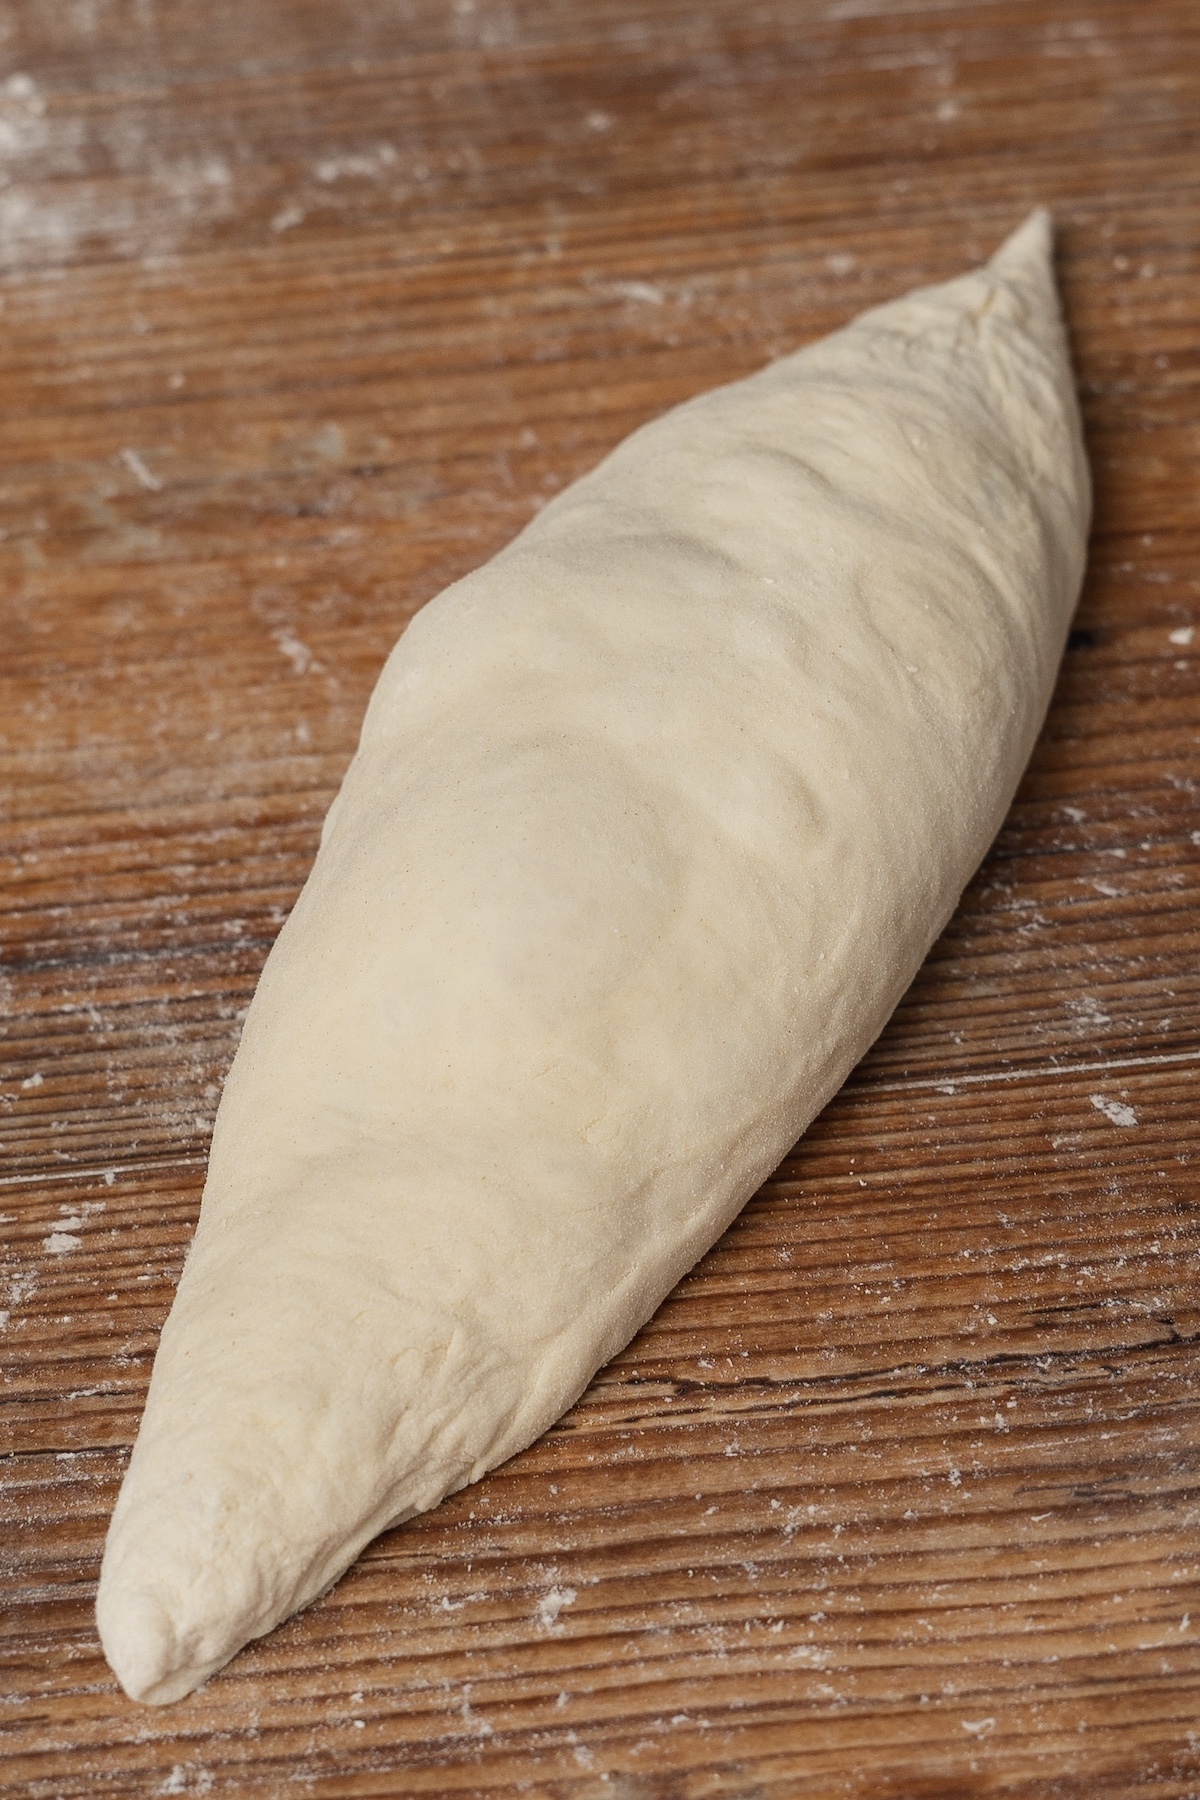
(2, 2), (1199, 1794)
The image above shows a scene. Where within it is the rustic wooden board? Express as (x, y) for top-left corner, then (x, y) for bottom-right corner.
(2, 1), (1199, 1794)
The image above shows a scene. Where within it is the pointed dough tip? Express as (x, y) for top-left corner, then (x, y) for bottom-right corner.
(98, 1584), (210, 1706)
(97, 1586), (173, 1703)
(991, 207), (1054, 274)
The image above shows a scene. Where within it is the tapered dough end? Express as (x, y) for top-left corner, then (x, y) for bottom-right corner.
(93, 1218), (541, 1705)
(96, 1443), (399, 1704)
(991, 206), (1054, 274)
(96, 1582), (224, 1706)
(96, 1481), (270, 1703)
(984, 210), (1072, 352)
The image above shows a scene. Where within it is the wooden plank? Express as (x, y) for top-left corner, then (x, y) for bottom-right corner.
(2, 0), (1199, 1794)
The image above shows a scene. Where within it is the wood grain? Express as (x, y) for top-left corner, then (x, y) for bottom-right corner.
(2, 1), (1199, 1794)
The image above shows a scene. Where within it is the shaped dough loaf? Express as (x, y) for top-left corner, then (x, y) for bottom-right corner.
(97, 212), (1090, 1703)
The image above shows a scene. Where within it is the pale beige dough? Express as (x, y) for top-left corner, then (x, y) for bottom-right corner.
(96, 212), (1090, 1703)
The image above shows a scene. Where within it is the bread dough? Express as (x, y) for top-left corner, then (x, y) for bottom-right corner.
(96, 212), (1090, 1703)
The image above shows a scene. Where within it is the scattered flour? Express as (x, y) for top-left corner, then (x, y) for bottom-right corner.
(314, 144), (398, 183)
(120, 448), (164, 492)
(536, 1585), (577, 1630)
(42, 1200), (106, 1255)
(606, 279), (664, 305)
(272, 628), (318, 676)
(159, 1766), (213, 1796)
(1090, 1093), (1139, 1128)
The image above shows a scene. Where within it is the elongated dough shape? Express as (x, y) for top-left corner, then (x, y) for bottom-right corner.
(97, 212), (1090, 1704)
